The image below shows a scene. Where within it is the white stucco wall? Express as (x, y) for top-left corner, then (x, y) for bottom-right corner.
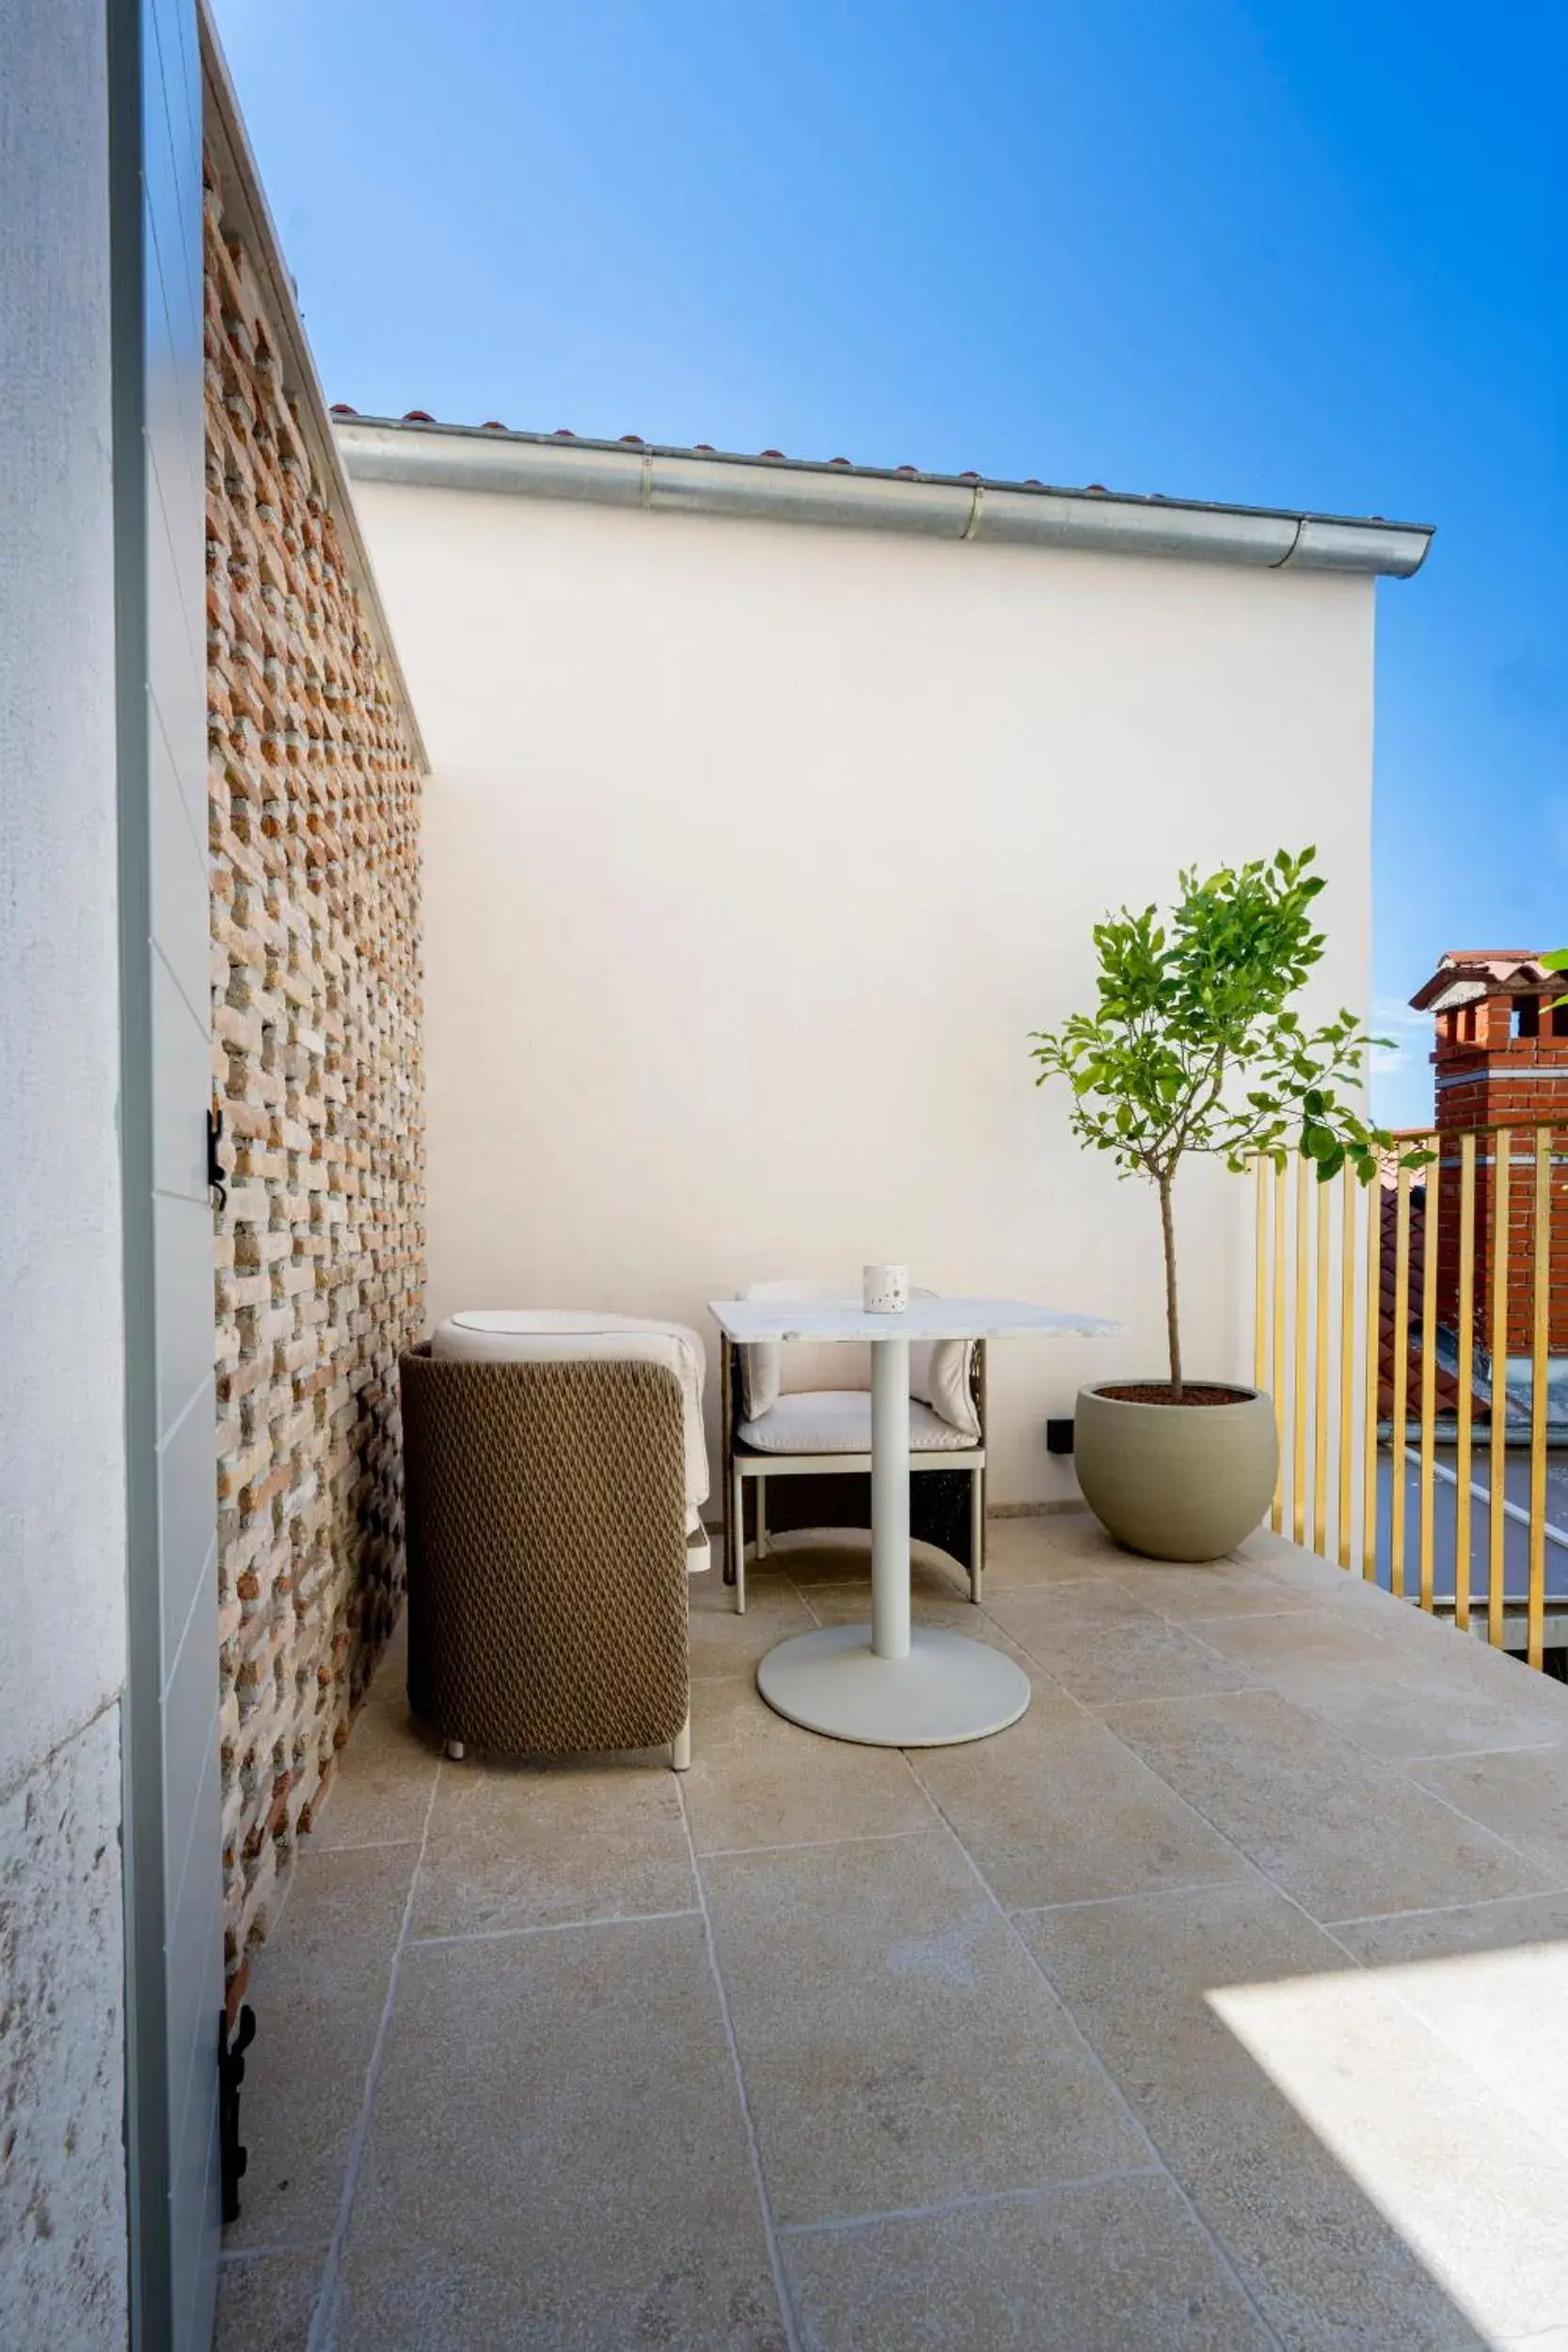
(351, 475), (1375, 1504)
(0, 1), (129, 2339)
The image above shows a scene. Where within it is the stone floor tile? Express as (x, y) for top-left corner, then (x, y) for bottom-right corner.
(334, 1917), (784, 2352)
(1119, 1553), (1334, 1617)
(223, 1841), (418, 2252)
(782, 2173), (1272, 2352)
(1023, 1883), (1490, 2350)
(364, 1609), (408, 1704)
(214, 2251), (321, 2352)
(1332, 1895), (1568, 2171)
(988, 1579), (1266, 1706)
(798, 1582), (1033, 1660)
(768, 1529), (972, 1599)
(1197, 1961), (1568, 2344)
(1408, 1743), (1568, 1883)
(681, 1676), (936, 1854)
(1194, 1608), (1568, 1762)
(689, 1565), (820, 1677)
(702, 1828), (1148, 2226)
(911, 1704), (1248, 1909)
(1192, 1604), (1391, 1680)
(980, 1508), (1130, 1589)
(409, 1752), (696, 1938)
(309, 1694), (440, 1851)
(1333, 1888), (1568, 1965)
(1102, 1689), (1550, 1921)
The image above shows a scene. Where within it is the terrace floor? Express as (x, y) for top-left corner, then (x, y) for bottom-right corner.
(216, 1513), (1568, 2352)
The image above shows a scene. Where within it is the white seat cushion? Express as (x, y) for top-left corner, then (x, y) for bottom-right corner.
(738, 1390), (977, 1455)
(433, 1311), (710, 1542)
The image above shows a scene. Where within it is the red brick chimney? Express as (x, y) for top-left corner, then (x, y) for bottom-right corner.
(1410, 951), (1568, 1366)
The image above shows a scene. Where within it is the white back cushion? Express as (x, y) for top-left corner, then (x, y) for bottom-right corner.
(736, 1283), (977, 1438)
(739, 1279), (867, 1414)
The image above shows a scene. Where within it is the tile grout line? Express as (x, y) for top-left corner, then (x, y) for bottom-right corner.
(905, 1756), (1289, 2352)
(1008, 1874), (1259, 1920)
(1395, 1737), (1568, 1765)
(1321, 1883), (1568, 1931)
(675, 1775), (804, 2352)
(774, 2163), (1165, 2239)
(218, 2242), (323, 2265)
(697, 1822), (940, 1862)
(409, 1904), (703, 1947)
(308, 1834), (426, 1856)
(304, 1756), (442, 2352)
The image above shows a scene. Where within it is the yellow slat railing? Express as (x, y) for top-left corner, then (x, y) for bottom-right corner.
(1529, 1128), (1551, 1670)
(1488, 1131), (1512, 1649)
(1454, 1132), (1476, 1633)
(1389, 1163), (1412, 1598)
(1251, 1120), (1561, 1673)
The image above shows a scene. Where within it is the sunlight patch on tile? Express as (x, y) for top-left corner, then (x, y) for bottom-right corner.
(1206, 1947), (1568, 2344)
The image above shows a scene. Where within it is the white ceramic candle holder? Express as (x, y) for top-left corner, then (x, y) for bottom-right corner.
(863, 1263), (910, 1314)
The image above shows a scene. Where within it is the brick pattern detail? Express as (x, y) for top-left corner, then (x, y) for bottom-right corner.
(203, 151), (424, 1987)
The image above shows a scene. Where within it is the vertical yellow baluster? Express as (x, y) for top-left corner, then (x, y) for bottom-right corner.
(1454, 1132), (1477, 1632)
(1314, 1176), (1331, 1555)
(1272, 1157), (1287, 1534)
(1362, 1159), (1382, 1581)
(1529, 1126), (1550, 1671)
(1488, 1130), (1512, 1648)
(1254, 1158), (1269, 1396)
(1418, 1136), (1439, 1614)
(1390, 1163), (1412, 1597)
(1293, 1158), (1309, 1548)
(1338, 1160), (1356, 1570)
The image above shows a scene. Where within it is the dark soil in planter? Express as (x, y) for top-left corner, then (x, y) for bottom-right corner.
(1098, 1383), (1253, 1407)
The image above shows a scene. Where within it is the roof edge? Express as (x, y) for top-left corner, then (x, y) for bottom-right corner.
(198, 10), (429, 771)
(333, 417), (1434, 580)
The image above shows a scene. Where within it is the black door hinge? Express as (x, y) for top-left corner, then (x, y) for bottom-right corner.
(207, 1104), (227, 1213)
(218, 2003), (256, 2225)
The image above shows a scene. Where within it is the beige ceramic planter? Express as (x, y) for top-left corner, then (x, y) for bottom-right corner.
(1073, 1381), (1278, 1563)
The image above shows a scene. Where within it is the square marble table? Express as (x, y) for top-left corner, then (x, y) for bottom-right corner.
(707, 1295), (1117, 1746)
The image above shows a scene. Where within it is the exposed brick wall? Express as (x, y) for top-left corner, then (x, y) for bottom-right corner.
(203, 151), (425, 1990)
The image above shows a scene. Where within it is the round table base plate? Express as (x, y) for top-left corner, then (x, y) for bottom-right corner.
(755, 1624), (1031, 1748)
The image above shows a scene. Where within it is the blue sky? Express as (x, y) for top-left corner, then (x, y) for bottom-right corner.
(214, 0), (1565, 1126)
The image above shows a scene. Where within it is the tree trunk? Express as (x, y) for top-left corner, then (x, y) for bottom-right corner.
(1157, 1171), (1182, 1399)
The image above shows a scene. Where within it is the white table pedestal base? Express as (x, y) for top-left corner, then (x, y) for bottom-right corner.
(756, 1623), (1031, 1748)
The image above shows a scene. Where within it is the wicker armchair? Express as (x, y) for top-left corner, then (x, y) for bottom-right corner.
(400, 1343), (692, 1770)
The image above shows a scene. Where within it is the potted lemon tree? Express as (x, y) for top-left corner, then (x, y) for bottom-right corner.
(1030, 848), (1403, 1561)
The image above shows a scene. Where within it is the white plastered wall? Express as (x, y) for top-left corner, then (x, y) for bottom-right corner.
(350, 478), (1374, 1504)
(0, 2), (129, 2338)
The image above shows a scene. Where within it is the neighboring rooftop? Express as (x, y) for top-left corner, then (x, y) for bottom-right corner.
(1410, 953), (1551, 1011)
(330, 408), (1435, 578)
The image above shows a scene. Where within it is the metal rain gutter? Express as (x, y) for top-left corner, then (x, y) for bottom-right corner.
(334, 418), (1434, 580)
